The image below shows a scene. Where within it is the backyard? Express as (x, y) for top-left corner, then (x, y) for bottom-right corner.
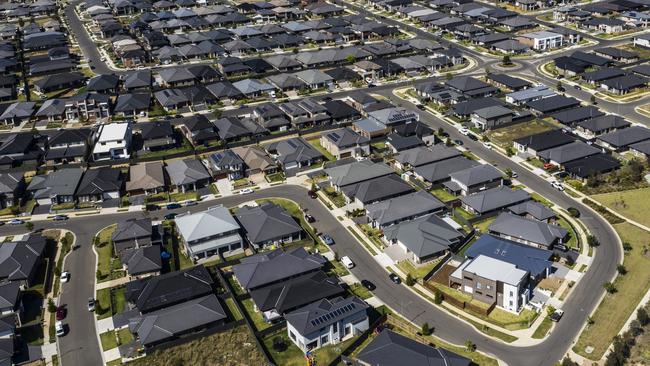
(94, 225), (125, 283)
(307, 138), (336, 161)
(241, 298), (271, 332)
(127, 325), (266, 366)
(263, 328), (357, 366)
(574, 222), (650, 359)
(592, 187), (650, 227)
(429, 187), (457, 202)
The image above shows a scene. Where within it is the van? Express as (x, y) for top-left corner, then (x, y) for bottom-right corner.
(341, 256), (354, 269)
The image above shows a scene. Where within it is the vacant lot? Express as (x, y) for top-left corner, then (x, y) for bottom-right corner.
(127, 326), (265, 366)
(592, 187), (650, 227)
(486, 120), (557, 147)
(573, 222), (650, 359)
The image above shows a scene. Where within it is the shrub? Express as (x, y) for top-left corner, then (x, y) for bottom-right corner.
(405, 274), (415, 286)
(421, 322), (431, 336)
(567, 207), (580, 217)
(604, 282), (617, 294)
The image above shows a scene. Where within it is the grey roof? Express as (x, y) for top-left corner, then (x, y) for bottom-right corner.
(175, 205), (240, 242)
(0, 235), (46, 282)
(489, 212), (567, 248)
(249, 271), (344, 314)
(414, 156), (480, 183)
(551, 106), (604, 124)
(232, 78), (275, 95)
(35, 98), (66, 117)
(449, 164), (502, 187)
(235, 202), (302, 245)
(126, 162), (166, 192)
(0, 102), (36, 120)
(460, 187), (531, 214)
(357, 329), (471, 366)
(0, 171), (24, 194)
(508, 201), (556, 221)
(27, 168), (84, 199)
(115, 93), (151, 112)
(121, 244), (162, 276)
(513, 129), (574, 151)
(472, 105), (513, 119)
(465, 234), (553, 278)
(76, 167), (123, 195)
(538, 141), (601, 163)
(386, 133), (424, 151)
(597, 126), (650, 148)
(210, 149), (244, 170)
(112, 218), (153, 243)
(0, 282), (20, 310)
(325, 159), (393, 187)
(446, 76), (491, 92)
(322, 128), (369, 148)
(341, 174), (414, 204)
(384, 214), (463, 258)
(267, 137), (323, 166)
(525, 95), (580, 114)
(232, 247), (326, 290)
(129, 294), (226, 346)
(577, 115), (630, 134)
(365, 190), (444, 227)
(165, 158), (211, 186)
(368, 107), (418, 126)
(285, 296), (368, 335)
(293, 69), (333, 85)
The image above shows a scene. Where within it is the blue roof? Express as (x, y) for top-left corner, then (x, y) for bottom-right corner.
(465, 235), (552, 278)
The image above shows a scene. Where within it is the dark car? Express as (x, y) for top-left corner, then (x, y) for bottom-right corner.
(416, 104), (425, 110)
(52, 215), (68, 221)
(308, 190), (318, 199)
(56, 307), (67, 321)
(453, 139), (463, 145)
(321, 234), (335, 246)
(304, 214), (315, 223)
(389, 273), (401, 284)
(550, 309), (564, 322)
(468, 134), (478, 141)
(145, 204), (160, 211)
(166, 203), (182, 209)
(574, 85), (582, 90)
(361, 279), (376, 291)
(164, 213), (178, 220)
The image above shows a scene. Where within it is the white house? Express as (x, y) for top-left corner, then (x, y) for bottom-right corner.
(92, 122), (132, 161)
(285, 296), (369, 352)
(517, 31), (563, 50)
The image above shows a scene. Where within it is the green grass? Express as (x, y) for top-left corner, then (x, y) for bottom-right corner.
(116, 327), (133, 346)
(472, 217), (496, 234)
(241, 298), (271, 332)
(100, 330), (118, 351)
(265, 172), (285, 183)
(326, 259), (350, 277)
(347, 227), (378, 255)
(396, 259), (441, 280)
(169, 191), (199, 202)
(592, 187), (650, 228)
(429, 187), (456, 202)
(556, 216), (579, 250)
(227, 275), (245, 296)
(323, 186), (347, 208)
(106, 359), (122, 366)
(529, 192), (553, 207)
(307, 138), (336, 161)
(486, 119), (556, 147)
(348, 283), (373, 300)
(574, 222), (650, 359)
(96, 288), (112, 320)
(225, 297), (243, 320)
(95, 225), (123, 283)
(532, 317), (553, 339)
(263, 328), (357, 366)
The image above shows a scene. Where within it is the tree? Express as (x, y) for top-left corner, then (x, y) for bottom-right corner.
(546, 305), (556, 317)
(561, 357), (580, 366)
(587, 235), (600, 247)
(623, 242), (633, 251)
(47, 298), (56, 313)
(502, 55), (511, 65)
(434, 289), (443, 304)
(617, 264), (627, 275)
(587, 316), (595, 325)
(437, 127), (445, 136)
(272, 336), (287, 352)
(445, 73), (453, 80)
(421, 322), (431, 336)
(567, 207), (581, 218)
(504, 168), (513, 179)
(604, 282), (617, 294)
(637, 307), (649, 326)
(505, 146), (515, 157)
(25, 222), (34, 231)
(405, 273), (415, 286)
(310, 182), (317, 192)
(464, 339), (475, 352)
(345, 54), (356, 63)
(590, 95), (596, 104)
(445, 137), (453, 147)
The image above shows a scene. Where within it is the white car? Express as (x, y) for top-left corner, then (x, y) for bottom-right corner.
(459, 128), (470, 136)
(60, 271), (70, 283)
(239, 188), (254, 195)
(341, 256), (355, 269)
(551, 181), (564, 191)
(482, 142), (492, 149)
(7, 219), (24, 225)
(100, 57), (106, 62)
(55, 321), (65, 337)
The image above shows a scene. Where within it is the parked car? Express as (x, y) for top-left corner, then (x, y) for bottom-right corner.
(468, 134), (478, 141)
(7, 219), (23, 225)
(55, 321), (65, 337)
(550, 309), (564, 322)
(453, 139), (463, 146)
(341, 256), (354, 269)
(321, 234), (335, 246)
(308, 190), (318, 199)
(56, 307), (67, 321)
(304, 214), (315, 223)
(459, 128), (469, 136)
(87, 298), (96, 312)
(361, 279), (376, 291)
(239, 188), (254, 195)
(574, 85), (582, 90)
(52, 215), (68, 221)
(164, 213), (178, 220)
(482, 142), (492, 149)
(543, 163), (555, 170)
(389, 273), (401, 284)
(60, 271), (70, 283)
(511, 171), (518, 179)
(166, 203), (181, 210)
(551, 180), (564, 191)
(145, 204), (160, 211)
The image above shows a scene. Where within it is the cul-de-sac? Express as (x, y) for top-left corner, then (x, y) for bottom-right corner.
(0, 0), (650, 365)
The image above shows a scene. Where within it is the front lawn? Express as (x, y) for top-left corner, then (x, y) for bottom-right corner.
(532, 317), (553, 339)
(396, 259), (441, 280)
(100, 330), (118, 351)
(94, 225), (124, 283)
(574, 222), (650, 359)
(348, 283), (373, 300)
(322, 187), (347, 208)
(472, 217), (496, 234)
(169, 191), (199, 202)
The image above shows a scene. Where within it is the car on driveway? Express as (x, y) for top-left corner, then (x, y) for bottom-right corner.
(60, 271), (70, 283)
(361, 279), (376, 291)
(55, 321), (65, 337)
(389, 273), (401, 284)
(550, 309), (564, 322)
(166, 203), (181, 209)
(321, 234), (335, 246)
(56, 307), (67, 321)
(52, 215), (68, 221)
(7, 219), (23, 225)
(87, 298), (96, 312)
(239, 188), (254, 195)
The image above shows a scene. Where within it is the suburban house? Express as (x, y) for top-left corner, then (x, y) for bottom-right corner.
(513, 129), (574, 155)
(325, 160), (393, 191)
(92, 122), (132, 161)
(232, 146), (278, 176)
(234, 202), (303, 249)
(320, 128), (370, 159)
(0, 282), (21, 320)
(232, 247), (326, 291)
(210, 150), (245, 180)
(120, 245), (162, 279)
(44, 128), (93, 165)
(393, 121), (437, 146)
(356, 329), (471, 366)
(111, 218), (163, 255)
(445, 164), (503, 196)
(26, 168), (83, 206)
(383, 213), (465, 263)
(266, 137), (324, 171)
(136, 121), (176, 151)
(460, 187), (531, 215)
(576, 115), (630, 139)
(0, 171), (24, 209)
(508, 201), (557, 223)
(175, 205), (243, 260)
(125, 162), (168, 195)
(596, 126), (650, 151)
(488, 212), (568, 249)
(0, 235), (47, 287)
(341, 173), (414, 208)
(394, 145), (462, 171)
(538, 141), (600, 166)
(365, 190), (445, 228)
(125, 265), (214, 313)
(470, 105), (515, 130)
(75, 167), (123, 203)
(285, 296), (369, 352)
(165, 158), (211, 193)
(517, 31), (563, 50)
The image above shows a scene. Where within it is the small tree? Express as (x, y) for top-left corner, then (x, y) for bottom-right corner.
(546, 305), (556, 317)
(47, 298), (56, 313)
(617, 264), (627, 275)
(561, 356), (580, 366)
(587, 235), (600, 248)
(345, 54), (356, 63)
(623, 242), (633, 251)
(421, 322), (431, 336)
(333, 251), (340, 262)
(445, 73), (453, 80)
(272, 336), (286, 352)
(464, 339), (475, 352)
(637, 307), (649, 326)
(405, 273), (415, 286)
(502, 55), (511, 65)
(434, 289), (443, 304)
(504, 168), (513, 179)
(587, 316), (595, 326)
(567, 207), (580, 217)
(505, 146), (515, 157)
(604, 282), (617, 294)
(590, 95), (596, 104)
(445, 137), (453, 147)
(25, 222), (34, 231)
